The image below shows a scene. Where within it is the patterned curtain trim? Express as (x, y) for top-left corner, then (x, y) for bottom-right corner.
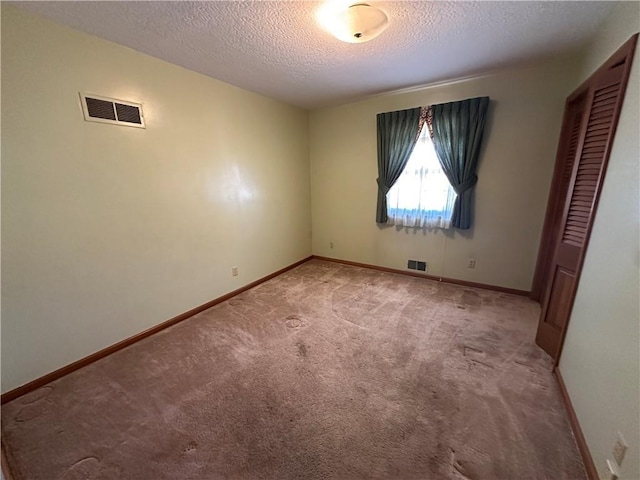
(425, 105), (434, 139)
(418, 106), (429, 141)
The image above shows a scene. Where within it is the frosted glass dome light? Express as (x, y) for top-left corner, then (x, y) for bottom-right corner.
(317, 2), (389, 44)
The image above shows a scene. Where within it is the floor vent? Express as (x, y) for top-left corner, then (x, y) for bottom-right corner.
(80, 93), (145, 128)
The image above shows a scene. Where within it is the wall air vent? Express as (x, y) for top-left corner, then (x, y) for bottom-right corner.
(407, 259), (427, 272)
(80, 93), (145, 128)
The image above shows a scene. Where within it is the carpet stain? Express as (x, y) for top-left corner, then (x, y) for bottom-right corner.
(14, 402), (48, 423)
(181, 441), (198, 455)
(285, 315), (302, 328)
(18, 386), (53, 405)
(228, 297), (245, 306)
(295, 341), (308, 358)
(461, 289), (481, 309)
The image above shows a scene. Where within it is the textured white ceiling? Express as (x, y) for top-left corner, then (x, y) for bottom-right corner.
(13, 1), (615, 109)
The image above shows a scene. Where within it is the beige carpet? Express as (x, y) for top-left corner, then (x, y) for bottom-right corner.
(1, 259), (586, 479)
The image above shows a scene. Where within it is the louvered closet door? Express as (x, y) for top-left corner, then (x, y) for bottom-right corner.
(532, 96), (586, 302)
(535, 62), (627, 359)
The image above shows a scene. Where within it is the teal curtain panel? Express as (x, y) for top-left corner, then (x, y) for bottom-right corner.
(375, 107), (423, 223)
(428, 97), (490, 229)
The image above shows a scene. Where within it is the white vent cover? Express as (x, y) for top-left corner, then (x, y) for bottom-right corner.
(80, 93), (145, 128)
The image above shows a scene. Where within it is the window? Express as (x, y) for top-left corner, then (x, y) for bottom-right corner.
(386, 124), (456, 228)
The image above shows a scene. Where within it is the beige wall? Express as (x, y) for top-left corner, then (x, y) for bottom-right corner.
(559, 3), (640, 479)
(309, 60), (579, 291)
(1, 6), (311, 393)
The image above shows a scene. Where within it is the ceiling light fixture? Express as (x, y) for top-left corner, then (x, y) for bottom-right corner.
(316, 1), (389, 44)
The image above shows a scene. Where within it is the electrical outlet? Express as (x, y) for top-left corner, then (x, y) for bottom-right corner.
(467, 258), (476, 269)
(232, 266), (238, 276)
(613, 432), (628, 466)
(330, 241), (334, 249)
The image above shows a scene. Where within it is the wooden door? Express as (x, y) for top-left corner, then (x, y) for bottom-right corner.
(531, 95), (586, 302)
(535, 35), (637, 361)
